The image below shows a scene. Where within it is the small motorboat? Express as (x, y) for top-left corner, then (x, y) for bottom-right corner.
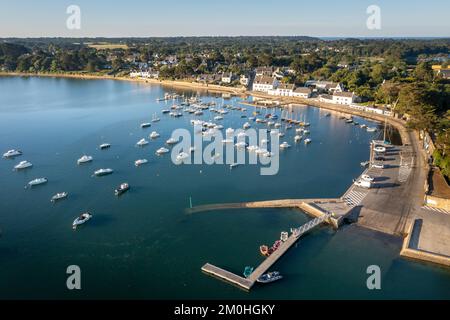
(304, 138), (312, 144)
(243, 266), (254, 278)
(189, 146), (196, 153)
(3, 149), (22, 158)
(93, 168), (113, 176)
(72, 212), (92, 229)
(77, 155), (93, 164)
(136, 138), (149, 146)
(257, 271), (283, 284)
(230, 163), (238, 169)
(135, 159), (148, 166)
(115, 182), (130, 196)
(99, 143), (111, 150)
(51, 192), (68, 202)
(214, 116), (223, 121)
(162, 109), (170, 114)
(166, 138), (178, 145)
(140, 122), (151, 128)
(280, 142), (291, 149)
(294, 135), (302, 142)
(260, 245), (273, 257)
(243, 122), (251, 129)
(26, 177), (48, 188)
(303, 129), (310, 134)
(156, 147), (170, 155)
(274, 123), (281, 128)
(149, 131), (160, 139)
(14, 160), (33, 170)
(366, 127), (377, 132)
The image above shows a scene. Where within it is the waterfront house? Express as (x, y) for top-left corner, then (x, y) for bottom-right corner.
(307, 80), (344, 93)
(292, 87), (312, 98)
(331, 91), (356, 105)
(268, 83), (295, 96)
(221, 72), (234, 84)
(129, 69), (159, 79)
(197, 73), (222, 84)
(252, 76), (279, 92)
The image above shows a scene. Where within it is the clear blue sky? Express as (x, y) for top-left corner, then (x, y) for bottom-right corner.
(0, 0), (449, 37)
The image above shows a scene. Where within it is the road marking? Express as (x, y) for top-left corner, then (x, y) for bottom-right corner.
(398, 165), (412, 183)
(343, 189), (369, 207)
(421, 206), (450, 215)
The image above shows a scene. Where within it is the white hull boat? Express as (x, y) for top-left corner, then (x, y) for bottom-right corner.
(14, 160), (32, 170)
(51, 192), (68, 202)
(3, 149), (22, 158)
(26, 177), (48, 188)
(135, 159), (148, 166)
(77, 155), (93, 164)
(166, 138), (178, 145)
(72, 212), (92, 229)
(156, 147), (170, 155)
(136, 138), (149, 146)
(149, 131), (160, 139)
(93, 168), (113, 176)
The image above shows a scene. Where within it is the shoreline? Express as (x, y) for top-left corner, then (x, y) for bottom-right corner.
(0, 71), (246, 95)
(1, 72), (408, 141)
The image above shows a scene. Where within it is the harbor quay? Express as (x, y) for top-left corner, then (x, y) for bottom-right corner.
(190, 106), (450, 289)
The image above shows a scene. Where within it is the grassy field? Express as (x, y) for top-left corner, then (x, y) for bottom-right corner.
(86, 42), (129, 50)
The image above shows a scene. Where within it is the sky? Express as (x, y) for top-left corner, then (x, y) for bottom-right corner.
(0, 0), (449, 38)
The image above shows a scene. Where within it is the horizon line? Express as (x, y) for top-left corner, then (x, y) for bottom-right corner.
(1, 35), (450, 40)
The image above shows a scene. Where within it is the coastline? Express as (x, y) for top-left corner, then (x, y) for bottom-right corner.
(0, 71), (247, 95)
(0, 72), (407, 138)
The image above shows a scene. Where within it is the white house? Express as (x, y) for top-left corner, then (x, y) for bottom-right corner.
(292, 87), (312, 98)
(331, 91), (356, 105)
(129, 69), (159, 79)
(252, 76), (279, 92)
(268, 83), (295, 96)
(311, 81), (344, 93)
(221, 72), (233, 84)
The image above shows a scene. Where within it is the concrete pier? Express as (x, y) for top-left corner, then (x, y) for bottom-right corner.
(202, 213), (330, 290)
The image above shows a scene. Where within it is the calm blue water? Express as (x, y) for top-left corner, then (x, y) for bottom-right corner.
(0, 76), (448, 299)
